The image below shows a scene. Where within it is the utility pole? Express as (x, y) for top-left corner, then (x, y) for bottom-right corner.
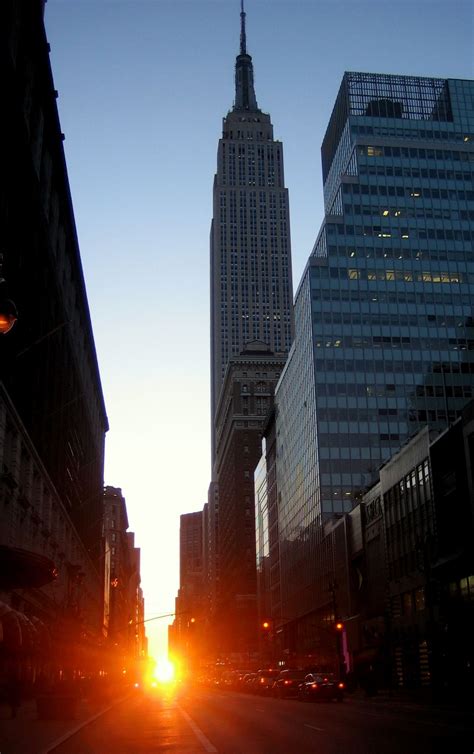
(329, 579), (345, 679)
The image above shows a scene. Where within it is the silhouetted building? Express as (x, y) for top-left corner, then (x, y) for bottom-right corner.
(0, 384), (103, 683)
(126, 532), (147, 664)
(0, 0), (108, 686)
(355, 414), (473, 697)
(214, 343), (286, 661)
(205, 481), (219, 624)
(1, 1), (108, 558)
(430, 400), (474, 698)
(174, 511), (206, 670)
(102, 487), (146, 671)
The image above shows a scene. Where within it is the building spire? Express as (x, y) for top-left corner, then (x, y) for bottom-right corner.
(234, 0), (258, 112)
(240, 0), (247, 55)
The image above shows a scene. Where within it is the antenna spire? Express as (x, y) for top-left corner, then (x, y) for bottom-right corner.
(234, 0), (258, 111)
(240, 0), (247, 55)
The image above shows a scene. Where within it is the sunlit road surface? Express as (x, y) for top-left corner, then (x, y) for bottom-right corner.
(51, 683), (474, 754)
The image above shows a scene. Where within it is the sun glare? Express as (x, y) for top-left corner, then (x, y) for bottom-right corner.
(154, 658), (175, 683)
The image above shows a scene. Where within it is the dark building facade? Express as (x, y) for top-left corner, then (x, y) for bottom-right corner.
(214, 344), (286, 661)
(0, 1), (109, 686)
(356, 416), (473, 697)
(429, 400), (474, 697)
(102, 488), (147, 674)
(173, 511), (206, 671)
(1, 0), (108, 558)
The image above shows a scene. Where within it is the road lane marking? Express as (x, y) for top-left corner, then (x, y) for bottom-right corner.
(178, 706), (218, 753)
(41, 693), (132, 754)
(304, 723), (325, 732)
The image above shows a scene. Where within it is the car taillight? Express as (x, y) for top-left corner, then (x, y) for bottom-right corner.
(284, 680), (290, 685)
(338, 682), (344, 689)
(323, 678), (328, 682)
(311, 683), (318, 689)
(260, 678), (265, 683)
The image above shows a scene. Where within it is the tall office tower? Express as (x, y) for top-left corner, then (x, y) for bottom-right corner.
(272, 73), (474, 635)
(205, 482), (219, 620)
(210, 2), (294, 461)
(174, 512), (205, 667)
(214, 345), (287, 658)
(177, 512), (204, 625)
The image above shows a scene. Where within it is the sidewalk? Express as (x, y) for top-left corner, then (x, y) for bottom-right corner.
(0, 693), (127, 754)
(347, 686), (474, 722)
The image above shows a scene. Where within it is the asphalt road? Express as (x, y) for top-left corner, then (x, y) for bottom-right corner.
(50, 684), (474, 754)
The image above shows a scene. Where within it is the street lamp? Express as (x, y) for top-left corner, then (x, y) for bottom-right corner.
(0, 253), (17, 335)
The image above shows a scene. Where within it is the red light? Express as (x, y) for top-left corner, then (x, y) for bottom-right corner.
(284, 680), (290, 685)
(335, 622), (343, 631)
(311, 683), (318, 689)
(0, 311), (17, 335)
(338, 682), (344, 689)
(323, 677), (328, 682)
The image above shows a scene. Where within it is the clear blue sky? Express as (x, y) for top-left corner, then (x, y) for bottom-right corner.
(44, 0), (473, 660)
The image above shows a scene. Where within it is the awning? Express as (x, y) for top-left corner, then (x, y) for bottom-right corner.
(0, 602), (44, 652)
(16, 611), (39, 651)
(0, 602), (22, 650)
(0, 545), (57, 589)
(30, 616), (52, 652)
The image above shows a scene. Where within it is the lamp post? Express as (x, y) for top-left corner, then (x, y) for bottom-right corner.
(329, 579), (346, 679)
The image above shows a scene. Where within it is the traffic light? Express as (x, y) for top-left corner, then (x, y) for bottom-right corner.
(335, 622), (344, 631)
(262, 620), (271, 630)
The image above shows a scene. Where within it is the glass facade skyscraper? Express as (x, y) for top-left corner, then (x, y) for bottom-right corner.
(274, 72), (474, 622)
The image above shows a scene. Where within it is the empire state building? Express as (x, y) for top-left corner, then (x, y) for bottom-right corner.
(210, 1), (295, 459)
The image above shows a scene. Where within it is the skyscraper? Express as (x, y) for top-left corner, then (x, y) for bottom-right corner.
(205, 2), (295, 661)
(210, 1), (294, 461)
(271, 72), (474, 648)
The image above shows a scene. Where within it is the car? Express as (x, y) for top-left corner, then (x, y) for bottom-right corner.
(254, 669), (280, 695)
(298, 673), (345, 702)
(241, 672), (258, 692)
(273, 669), (307, 698)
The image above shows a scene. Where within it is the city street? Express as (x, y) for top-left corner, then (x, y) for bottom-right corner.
(50, 685), (474, 754)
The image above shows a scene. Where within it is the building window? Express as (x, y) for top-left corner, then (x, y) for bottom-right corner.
(402, 592), (413, 615)
(414, 587), (425, 611)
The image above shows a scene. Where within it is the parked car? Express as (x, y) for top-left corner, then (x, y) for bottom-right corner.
(241, 672), (258, 692)
(221, 670), (244, 690)
(254, 669), (280, 695)
(273, 669), (307, 698)
(298, 673), (345, 702)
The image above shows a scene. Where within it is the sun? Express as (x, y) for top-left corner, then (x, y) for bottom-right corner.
(154, 658), (176, 684)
